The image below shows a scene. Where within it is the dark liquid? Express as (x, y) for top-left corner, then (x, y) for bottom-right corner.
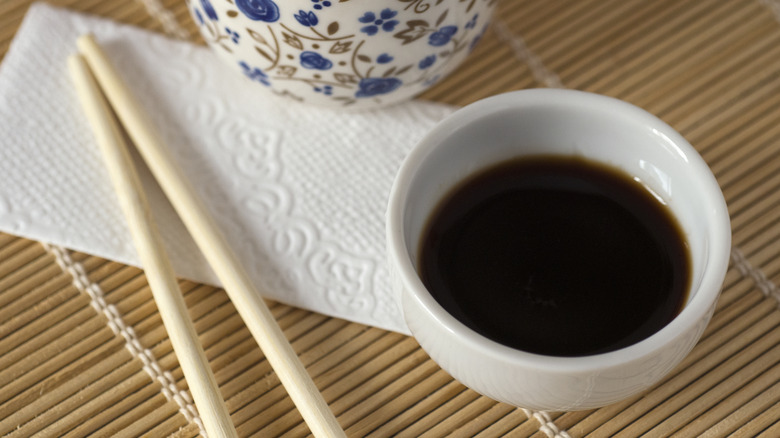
(418, 156), (691, 357)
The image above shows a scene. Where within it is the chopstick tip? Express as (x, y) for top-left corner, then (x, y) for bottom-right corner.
(66, 53), (88, 77)
(76, 33), (98, 53)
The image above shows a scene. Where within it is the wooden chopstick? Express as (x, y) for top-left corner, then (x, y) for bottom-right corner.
(75, 34), (346, 438)
(68, 53), (238, 438)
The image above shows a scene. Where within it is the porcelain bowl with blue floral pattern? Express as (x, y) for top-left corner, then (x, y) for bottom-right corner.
(187, 0), (498, 108)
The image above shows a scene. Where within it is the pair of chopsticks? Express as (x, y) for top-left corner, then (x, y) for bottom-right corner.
(69, 34), (345, 438)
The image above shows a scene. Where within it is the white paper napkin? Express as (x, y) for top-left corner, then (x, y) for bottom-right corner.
(0, 3), (458, 334)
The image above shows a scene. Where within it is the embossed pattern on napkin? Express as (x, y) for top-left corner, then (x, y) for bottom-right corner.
(0, 3), (456, 333)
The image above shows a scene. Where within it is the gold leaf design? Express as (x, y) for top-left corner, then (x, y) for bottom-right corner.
(435, 9), (448, 27)
(334, 73), (359, 84)
(333, 96), (357, 106)
(357, 54), (372, 63)
(395, 64), (413, 75)
(330, 40), (353, 54)
(255, 46), (273, 62)
(393, 20), (430, 45)
(246, 28), (267, 44)
(276, 65), (297, 77)
(282, 32), (303, 50)
(327, 21), (340, 36)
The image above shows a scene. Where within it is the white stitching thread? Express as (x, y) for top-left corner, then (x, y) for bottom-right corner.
(730, 247), (780, 306)
(44, 244), (208, 437)
(491, 19), (565, 89)
(132, 0), (191, 39)
(521, 408), (573, 438)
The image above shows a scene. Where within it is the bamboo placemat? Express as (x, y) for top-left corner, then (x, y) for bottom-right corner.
(1, 0), (779, 436)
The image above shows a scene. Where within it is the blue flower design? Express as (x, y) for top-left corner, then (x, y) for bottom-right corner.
(314, 85), (333, 95)
(294, 10), (318, 26)
(358, 9), (399, 36)
(424, 74), (441, 87)
(300, 51), (333, 70)
(465, 14), (479, 30)
(239, 61), (271, 86)
(311, 0), (331, 10)
(376, 53), (394, 64)
(355, 77), (402, 98)
(201, 0), (218, 20)
(236, 0), (280, 22)
(428, 25), (458, 46)
(225, 27), (240, 43)
(418, 54), (436, 69)
(470, 25), (488, 51)
(194, 8), (204, 25)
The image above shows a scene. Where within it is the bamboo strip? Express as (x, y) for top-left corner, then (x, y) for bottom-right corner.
(0, 275), (77, 340)
(0, 327), (118, 410)
(0, 267), (73, 324)
(111, 395), (182, 438)
(63, 372), (163, 437)
(675, 372), (780, 437)
(229, 330), (405, 434)
(277, 338), (425, 436)
(609, 317), (780, 438)
(698, 71), (780, 167)
(0, 255), (61, 309)
(729, 184), (780, 231)
(742, 221), (780, 263)
(0, 238), (39, 271)
(498, 409), (547, 437)
(400, 388), (481, 437)
(0, 244), (48, 288)
(0, 313), (105, 391)
(506, 0), (570, 35)
(626, 9), (773, 110)
(144, 409), (192, 437)
(722, 161), (780, 213)
(16, 354), (139, 437)
(517, 0), (614, 50)
(94, 391), (171, 437)
(371, 380), (468, 437)
(0, 304), (94, 374)
(453, 404), (523, 437)
(651, 32), (780, 125)
(470, 406), (527, 438)
(346, 369), (454, 437)
(643, 346), (780, 437)
(0, 293), (89, 365)
(85, 263), (142, 293)
(564, 1), (730, 90)
(551, 0), (684, 79)
(0, 336), (125, 435)
(579, 302), (779, 437)
(742, 401), (780, 438)
(418, 393), (499, 437)
(531, 0), (644, 59)
(151, 302), (318, 386)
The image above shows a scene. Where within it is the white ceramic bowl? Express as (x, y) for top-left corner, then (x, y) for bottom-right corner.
(386, 89), (731, 411)
(187, 0), (497, 108)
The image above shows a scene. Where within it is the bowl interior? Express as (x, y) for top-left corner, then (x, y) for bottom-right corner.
(399, 92), (728, 314)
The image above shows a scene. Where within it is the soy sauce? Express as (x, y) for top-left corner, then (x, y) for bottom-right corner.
(418, 156), (691, 357)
